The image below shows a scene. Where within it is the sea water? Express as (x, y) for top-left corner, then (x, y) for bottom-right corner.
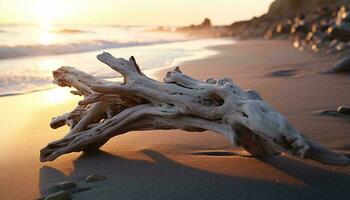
(0, 24), (234, 96)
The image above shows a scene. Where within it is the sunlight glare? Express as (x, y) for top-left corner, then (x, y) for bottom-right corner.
(38, 31), (55, 45)
(45, 87), (74, 105)
(36, 0), (60, 27)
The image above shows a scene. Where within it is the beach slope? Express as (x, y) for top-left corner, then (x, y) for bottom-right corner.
(0, 40), (350, 200)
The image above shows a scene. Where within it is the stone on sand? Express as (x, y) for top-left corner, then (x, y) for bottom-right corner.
(56, 181), (77, 190)
(337, 105), (350, 114)
(44, 191), (71, 200)
(332, 56), (350, 73)
(326, 56), (350, 73)
(85, 174), (106, 182)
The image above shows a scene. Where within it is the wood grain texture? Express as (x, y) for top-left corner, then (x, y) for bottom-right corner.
(40, 52), (349, 166)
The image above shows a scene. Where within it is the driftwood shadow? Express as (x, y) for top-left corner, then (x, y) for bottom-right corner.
(258, 156), (350, 190)
(40, 150), (350, 200)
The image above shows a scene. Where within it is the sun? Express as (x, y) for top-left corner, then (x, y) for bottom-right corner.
(36, 0), (61, 27)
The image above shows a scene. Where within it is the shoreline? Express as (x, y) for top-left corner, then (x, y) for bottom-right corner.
(1, 39), (350, 200)
(0, 37), (234, 98)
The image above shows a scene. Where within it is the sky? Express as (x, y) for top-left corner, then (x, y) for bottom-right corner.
(0, 0), (275, 26)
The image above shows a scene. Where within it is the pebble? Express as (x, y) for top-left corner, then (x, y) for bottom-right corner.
(224, 5), (350, 56)
(337, 105), (350, 114)
(44, 191), (71, 200)
(85, 174), (106, 182)
(331, 56), (350, 73)
(56, 181), (77, 190)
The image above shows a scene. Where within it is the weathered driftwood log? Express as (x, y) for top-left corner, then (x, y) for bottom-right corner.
(40, 52), (350, 166)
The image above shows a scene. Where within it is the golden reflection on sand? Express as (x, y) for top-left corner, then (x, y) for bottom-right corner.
(44, 87), (79, 105)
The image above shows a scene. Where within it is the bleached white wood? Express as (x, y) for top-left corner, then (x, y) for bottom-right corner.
(41, 52), (349, 166)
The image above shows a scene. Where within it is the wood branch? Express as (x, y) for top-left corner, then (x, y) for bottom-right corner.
(40, 52), (350, 166)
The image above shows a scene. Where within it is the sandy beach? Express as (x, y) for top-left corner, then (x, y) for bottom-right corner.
(0, 40), (350, 200)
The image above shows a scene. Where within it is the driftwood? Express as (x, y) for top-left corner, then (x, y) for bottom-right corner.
(41, 52), (349, 166)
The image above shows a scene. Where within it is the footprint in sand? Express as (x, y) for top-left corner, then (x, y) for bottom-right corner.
(192, 150), (252, 157)
(266, 69), (298, 77)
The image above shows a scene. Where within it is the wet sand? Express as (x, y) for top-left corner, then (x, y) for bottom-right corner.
(0, 40), (350, 200)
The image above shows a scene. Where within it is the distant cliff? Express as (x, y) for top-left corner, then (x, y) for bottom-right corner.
(268, 0), (350, 16)
(174, 1), (350, 56)
(175, 18), (229, 37)
(227, 1), (350, 55)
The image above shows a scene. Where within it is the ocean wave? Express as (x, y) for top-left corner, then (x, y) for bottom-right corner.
(0, 74), (53, 96)
(0, 71), (124, 97)
(54, 28), (92, 34)
(0, 40), (170, 59)
(0, 88), (52, 97)
(0, 38), (233, 97)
